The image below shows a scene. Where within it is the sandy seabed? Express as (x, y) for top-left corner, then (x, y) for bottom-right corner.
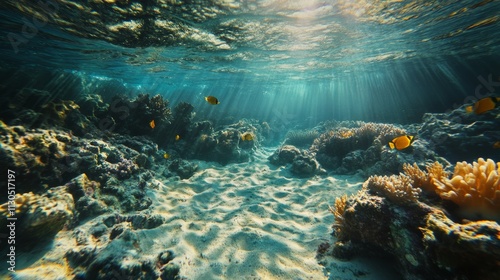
(8, 147), (400, 280)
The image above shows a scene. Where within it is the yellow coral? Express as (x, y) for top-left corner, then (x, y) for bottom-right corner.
(329, 195), (347, 239)
(403, 162), (449, 193)
(432, 158), (500, 221)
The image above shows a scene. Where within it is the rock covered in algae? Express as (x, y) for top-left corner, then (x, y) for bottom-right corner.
(268, 145), (323, 177)
(421, 210), (500, 279)
(0, 186), (74, 242)
(418, 105), (500, 163)
(64, 212), (175, 280)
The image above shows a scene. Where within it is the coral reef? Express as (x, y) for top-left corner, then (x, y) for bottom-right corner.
(0, 121), (74, 193)
(102, 93), (172, 136)
(323, 159), (500, 280)
(309, 121), (440, 175)
(186, 119), (265, 164)
(268, 145), (302, 166)
(66, 173), (109, 221)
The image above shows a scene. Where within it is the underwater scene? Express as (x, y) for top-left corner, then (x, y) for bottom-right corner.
(0, 0), (500, 279)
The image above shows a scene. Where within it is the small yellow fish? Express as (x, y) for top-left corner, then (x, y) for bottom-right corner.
(175, 134), (181, 141)
(163, 153), (169, 159)
(388, 135), (414, 150)
(241, 132), (254, 141)
(493, 141), (500, 149)
(465, 97), (500, 114)
(149, 120), (155, 129)
(205, 96), (220, 105)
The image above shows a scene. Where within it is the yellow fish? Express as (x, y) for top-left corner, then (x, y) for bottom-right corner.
(175, 134), (181, 141)
(241, 132), (254, 141)
(205, 96), (220, 105)
(163, 153), (169, 159)
(149, 120), (155, 129)
(388, 135), (414, 150)
(493, 141), (500, 149)
(465, 97), (500, 114)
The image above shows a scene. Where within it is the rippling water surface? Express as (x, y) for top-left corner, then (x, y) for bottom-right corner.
(1, 0), (499, 122)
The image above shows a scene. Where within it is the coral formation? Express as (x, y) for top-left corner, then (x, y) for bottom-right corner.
(103, 93), (172, 136)
(65, 212), (173, 279)
(432, 158), (500, 221)
(364, 174), (422, 203)
(186, 119), (265, 164)
(330, 195), (347, 240)
(284, 129), (319, 148)
(307, 121), (440, 175)
(324, 159), (500, 279)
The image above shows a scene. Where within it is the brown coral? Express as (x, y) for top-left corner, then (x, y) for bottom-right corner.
(364, 174), (422, 203)
(432, 158), (500, 221)
(310, 121), (407, 157)
(330, 195), (347, 239)
(403, 162), (449, 193)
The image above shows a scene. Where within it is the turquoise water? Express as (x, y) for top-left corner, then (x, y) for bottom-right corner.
(1, 1), (500, 280)
(1, 0), (499, 123)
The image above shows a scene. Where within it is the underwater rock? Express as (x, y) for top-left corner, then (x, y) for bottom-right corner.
(291, 153), (320, 176)
(269, 145), (323, 177)
(101, 213), (166, 230)
(0, 186), (74, 242)
(190, 127), (252, 164)
(65, 212), (175, 280)
(268, 145), (301, 165)
(168, 158), (198, 179)
(79, 229), (160, 279)
(66, 173), (109, 220)
(418, 105), (500, 163)
(101, 176), (152, 212)
(0, 121), (78, 193)
(327, 186), (448, 279)
(421, 210), (500, 280)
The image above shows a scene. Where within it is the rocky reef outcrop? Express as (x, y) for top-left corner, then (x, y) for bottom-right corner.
(320, 158), (500, 280)
(269, 121), (446, 177)
(418, 104), (500, 163)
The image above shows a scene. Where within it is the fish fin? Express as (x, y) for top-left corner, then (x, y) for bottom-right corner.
(465, 106), (473, 113)
(388, 142), (395, 149)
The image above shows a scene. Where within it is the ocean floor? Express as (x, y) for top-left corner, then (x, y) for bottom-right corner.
(3, 147), (400, 280)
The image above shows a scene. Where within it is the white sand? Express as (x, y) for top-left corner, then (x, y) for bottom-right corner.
(7, 146), (400, 279)
(148, 147), (377, 279)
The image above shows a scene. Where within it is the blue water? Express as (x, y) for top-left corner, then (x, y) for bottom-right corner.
(1, 0), (499, 124)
